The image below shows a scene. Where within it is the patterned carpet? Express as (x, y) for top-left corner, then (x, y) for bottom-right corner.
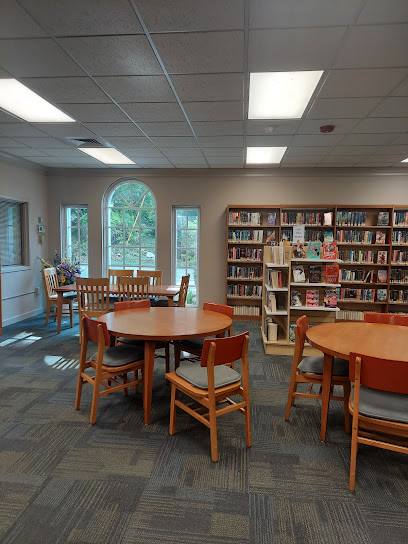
(0, 313), (407, 544)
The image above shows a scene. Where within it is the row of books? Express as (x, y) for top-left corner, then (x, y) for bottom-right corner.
(340, 268), (387, 283)
(336, 230), (387, 244)
(267, 292), (279, 312)
(390, 269), (408, 283)
(339, 250), (387, 264)
(267, 269), (283, 289)
(281, 211), (332, 226)
(394, 211), (408, 226)
(336, 310), (364, 321)
(233, 305), (261, 316)
(291, 289), (337, 307)
(281, 229), (333, 243)
(336, 211), (367, 226)
(389, 289), (408, 303)
(292, 241), (337, 260)
(292, 264), (339, 284)
(227, 265), (262, 279)
(391, 250), (408, 263)
(268, 245), (286, 264)
(265, 318), (279, 341)
(228, 211), (263, 225)
(228, 229), (264, 242)
(392, 231), (408, 244)
(228, 247), (262, 261)
(337, 288), (385, 302)
(227, 284), (262, 298)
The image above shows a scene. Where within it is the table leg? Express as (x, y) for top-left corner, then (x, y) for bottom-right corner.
(56, 292), (63, 334)
(143, 340), (156, 424)
(167, 295), (174, 306)
(321, 352), (333, 442)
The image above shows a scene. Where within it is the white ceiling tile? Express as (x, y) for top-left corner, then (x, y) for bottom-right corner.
(104, 136), (155, 149)
(316, 163), (354, 168)
(13, 137), (71, 148)
(162, 148), (204, 158)
(197, 136), (244, 147)
(0, 0), (46, 38)
(249, 0), (359, 28)
(334, 25), (408, 68)
(207, 157), (244, 165)
(192, 121), (243, 136)
(33, 123), (97, 139)
(307, 97), (381, 119)
(391, 133), (408, 145)
(329, 146), (380, 156)
(0, 110), (21, 123)
(319, 68), (408, 98)
(392, 76), (408, 96)
(356, 0), (408, 24)
(84, 123), (143, 137)
(0, 137), (27, 148)
(135, 158), (173, 166)
(121, 103), (185, 122)
(355, 154), (405, 163)
(248, 27), (347, 71)
(170, 156), (207, 165)
(369, 97), (408, 118)
(137, 122), (192, 137)
(126, 149), (166, 159)
(58, 104), (129, 123)
(41, 148), (89, 157)
(150, 136), (199, 148)
(377, 145), (408, 155)
(171, 74), (244, 102)
(20, 77), (110, 104)
(0, 123), (47, 137)
(183, 101), (244, 122)
(291, 134), (344, 146)
(280, 162), (319, 168)
(63, 156), (107, 165)
(246, 135), (293, 146)
(19, 0), (143, 35)
(202, 148), (244, 157)
(59, 36), (162, 76)
(95, 76), (175, 103)
(246, 120), (300, 136)
(26, 156), (73, 165)
(286, 146), (331, 156)
(0, 39), (83, 77)
(352, 118), (408, 133)
(209, 163), (244, 168)
(340, 133), (401, 146)
(108, 164), (142, 168)
(0, 68), (10, 78)
(298, 118), (359, 134)
(282, 155), (324, 164)
(138, 0), (244, 31)
(319, 155), (359, 164)
(153, 32), (244, 73)
(5, 148), (48, 157)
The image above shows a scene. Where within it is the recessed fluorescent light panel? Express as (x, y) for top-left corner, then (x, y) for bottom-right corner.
(402, 157), (408, 163)
(248, 71), (323, 119)
(246, 147), (287, 165)
(79, 147), (135, 165)
(0, 79), (75, 122)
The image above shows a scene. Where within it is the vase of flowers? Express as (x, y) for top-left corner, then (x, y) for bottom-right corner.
(40, 251), (81, 286)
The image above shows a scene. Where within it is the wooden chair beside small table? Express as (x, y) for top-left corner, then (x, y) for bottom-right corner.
(153, 274), (189, 307)
(118, 276), (149, 301)
(76, 277), (110, 342)
(42, 267), (75, 328)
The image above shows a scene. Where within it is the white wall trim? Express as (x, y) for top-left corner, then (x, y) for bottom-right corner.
(2, 307), (45, 327)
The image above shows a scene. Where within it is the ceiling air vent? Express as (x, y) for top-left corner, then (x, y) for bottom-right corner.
(68, 137), (102, 146)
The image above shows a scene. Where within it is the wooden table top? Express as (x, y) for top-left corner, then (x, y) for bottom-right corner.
(54, 283), (180, 296)
(306, 322), (408, 361)
(98, 307), (232, 341)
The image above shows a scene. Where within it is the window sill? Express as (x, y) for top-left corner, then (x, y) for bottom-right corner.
(1, 265), (31, 274)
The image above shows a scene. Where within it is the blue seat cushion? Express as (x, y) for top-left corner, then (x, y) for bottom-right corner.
(298, 356), (349, 376)
(180, 338), (205, 351)
(351, 386), (408, 424)
(91, 345), (144, 367)
(176, 363), (241, 390)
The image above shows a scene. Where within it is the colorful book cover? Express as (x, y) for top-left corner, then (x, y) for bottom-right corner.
(306, 290), (319, 307)
(266, 230), (276, 244)
(324, 288), (337, 308)
(377, 250), (387, 265)
(377, 270), (388, 283)
(324, 230), (334, 242)
(292, 242), (306, 259)
(375, 231), (386, 244)
(289, 324), (296, 343)
(323, 241), (337, 260)
(290, 290), (302, 307)
(377, 288), (387, 302)
(325, 264), (340, 284)
(309, 265), (321, 283)
(377, 211), (389, 226)
(323, 212), (333, 226)
(307, 242), (321, 259)
(292, 265), (306, 283)
(267, 212), (276, 226)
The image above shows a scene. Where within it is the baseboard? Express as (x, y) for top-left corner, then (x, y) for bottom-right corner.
(2, 307), (45, 327)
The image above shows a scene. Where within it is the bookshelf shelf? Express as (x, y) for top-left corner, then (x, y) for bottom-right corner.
(227, 240), (264, 244)
(388, 301), (408, 305)
(391, 263), (408, 266)
(337, 243), (390, 247)
(265, 285), (288, 292)
(227, 277), (262, 282)
(337, 300), (385, 304)
(227, 295), (262, 300)
(336, 225), (392, 229)
(340, 281), (386, 286)
(292, 258), (341, 263)
(290, 282), (341, 288)
(264, 306), (288, 316)
(340, 262), (385, 266)
(290, 305), (339, 312)
(266, 263), (289, 268)
(227, 259), (263, 263)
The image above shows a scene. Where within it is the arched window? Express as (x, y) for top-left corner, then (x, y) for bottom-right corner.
(105, 179), (156, 272)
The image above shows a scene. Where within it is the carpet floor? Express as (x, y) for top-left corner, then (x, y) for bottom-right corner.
(0, 313), (407, 544)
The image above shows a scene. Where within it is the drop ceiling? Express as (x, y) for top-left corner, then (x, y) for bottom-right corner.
(0, 0), (407, 169)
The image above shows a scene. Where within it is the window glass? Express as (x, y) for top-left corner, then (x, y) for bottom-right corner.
(173, 207), (199, 306)
(63, 206), (89, 276)
(0, 198), (24, 266)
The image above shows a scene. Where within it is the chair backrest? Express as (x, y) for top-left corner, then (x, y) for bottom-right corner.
(364, 312), (408, 326)
(350, 352), (408, 395)
(136, 269), (162, 285)
(295, 314), (308, 352)
(114, 299), (151, 311)
(203, 302), (233, 336)
(82, 313), (110, 346)
(42, 267), (58, 299)
(76, 277), (110, 316)
(108, 269), (134, 285)
(118, 276), (149, 301)
(201, 331), (249, 367)
(177, 274), (190, 307)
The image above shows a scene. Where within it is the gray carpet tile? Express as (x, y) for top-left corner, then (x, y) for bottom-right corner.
(0, 314), (407, 543)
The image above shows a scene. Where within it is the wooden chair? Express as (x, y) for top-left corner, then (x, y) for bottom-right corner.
(108, 269), (134, 284)
(154, 274), (190, 307)
(114, 299), (170, 374)
(75, 314), (145, 424)
(166, 331), (251, 461)
(76, 277), (110, 342)
(364, 312), (408, 326)
(348, 352), (408, 491)
(118, 276), (149, 301)
(136, 269), (162, 285)
(174, 302), (234, 369)
(42, 267), (75, 328)
(285, 315), (351, 434)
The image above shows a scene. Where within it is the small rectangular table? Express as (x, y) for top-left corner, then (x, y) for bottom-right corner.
(53, 283), (180, 333)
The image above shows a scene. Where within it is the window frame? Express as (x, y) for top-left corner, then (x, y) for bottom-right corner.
(172, 205), (200, 308)
(61, 204), (89, 277)
(0, 195), (29, 269)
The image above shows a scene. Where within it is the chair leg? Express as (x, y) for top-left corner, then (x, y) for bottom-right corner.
(349, 412), (358, 491)
(90, 380), (100, 424)
(285, 368), (298, 420)
(122, 374), (128, 396)
(174, 342), (181, 370)
(45, 301), (51, 327)
(169, 384), (177, 435)
(165, 343), (170, 373)
(209, 401), (218, 462)
(291, 383), (298, 406)
(69, 301), (74, 328)
(343, 381), (351, 434)
(75, 367), (84, 410)
(244, 397), (252, 448)
(134, 370), (139, 394)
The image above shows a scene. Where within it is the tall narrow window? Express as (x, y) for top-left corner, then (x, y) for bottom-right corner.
(62, 206), (89, 276)
(0, 197), (26, 266)
(105, 180), (156, 272)
(173, 207), (199, 306)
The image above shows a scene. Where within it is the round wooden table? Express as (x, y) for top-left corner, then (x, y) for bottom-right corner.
(98, 307), (232, 424)
(306, 322), (408, 441)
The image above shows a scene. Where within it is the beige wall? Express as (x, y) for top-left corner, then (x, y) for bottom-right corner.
(46, 167), (408, 309)
(0, 157), (48, 326)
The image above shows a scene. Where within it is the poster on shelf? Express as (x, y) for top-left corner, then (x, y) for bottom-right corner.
(293, 225), (305, 243)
